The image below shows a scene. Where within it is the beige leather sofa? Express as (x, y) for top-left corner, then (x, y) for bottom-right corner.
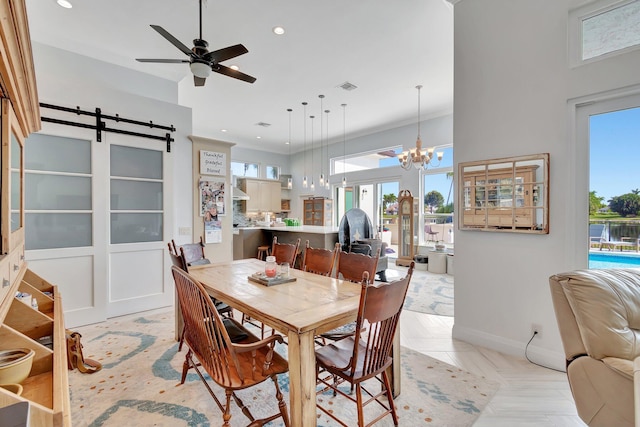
(550, 269), (640, 427)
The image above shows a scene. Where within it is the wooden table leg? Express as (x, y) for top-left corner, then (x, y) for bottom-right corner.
(287, 329), (317, 426)
(386, 321), (402, 398)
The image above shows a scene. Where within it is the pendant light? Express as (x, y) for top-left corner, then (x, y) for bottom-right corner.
(287, 108), (293, 189)
(325, 108), (330, 190)
(341, 103), (347, 188)
(318, 95), (325, 187)
(310, 115), (315, 190)
(302, 102), (308, 188)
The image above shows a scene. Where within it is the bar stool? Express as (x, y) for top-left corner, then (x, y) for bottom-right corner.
(257, 245), (270, 260)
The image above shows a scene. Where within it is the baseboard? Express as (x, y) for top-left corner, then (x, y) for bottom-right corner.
(452, 323), (566, 372)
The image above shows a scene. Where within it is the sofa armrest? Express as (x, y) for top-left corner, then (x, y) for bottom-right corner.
(634, 356), (640, 427)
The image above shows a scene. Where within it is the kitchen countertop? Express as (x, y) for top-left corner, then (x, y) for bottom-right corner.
(234, 225), (338, 234)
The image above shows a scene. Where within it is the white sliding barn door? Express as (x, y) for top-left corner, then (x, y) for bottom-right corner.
(25, 123), (173, 327)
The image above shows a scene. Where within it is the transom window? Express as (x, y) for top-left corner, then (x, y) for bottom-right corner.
(231, 161), (258, 178)
(571, 0), (640, 64)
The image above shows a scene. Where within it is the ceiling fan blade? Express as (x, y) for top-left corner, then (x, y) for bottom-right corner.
(136, 58), (190, 63)
(213, 64), (256, 84)
(194, 76), (206, 87)
(150, 25), (194, 57)
(203, 44), (249, 63)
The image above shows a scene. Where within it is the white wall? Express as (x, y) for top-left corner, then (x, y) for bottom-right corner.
(452, 0), (640, 369)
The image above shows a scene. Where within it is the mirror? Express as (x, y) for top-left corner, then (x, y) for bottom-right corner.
(459, 153), (549, 234)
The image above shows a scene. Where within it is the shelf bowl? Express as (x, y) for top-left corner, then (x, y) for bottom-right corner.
(0, 348), (35, 384)
(0, 383), (23, 396)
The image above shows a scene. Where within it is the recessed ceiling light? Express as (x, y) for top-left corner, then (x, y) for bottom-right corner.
(272, 26), (285, 35)
(285, 141), (290, 145)
(229, 65), (239, 71)
(256, 136), (262, 139)
(57, 0), (73, 8)
(221, 129), (227, 132)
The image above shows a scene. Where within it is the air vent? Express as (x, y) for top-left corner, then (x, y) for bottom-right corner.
(255, 122), (271, 127)
(337, 81), (358, 91)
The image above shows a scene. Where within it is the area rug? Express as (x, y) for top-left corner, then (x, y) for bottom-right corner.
(69, 310), (496, 426)
(388, 268), (454, 317)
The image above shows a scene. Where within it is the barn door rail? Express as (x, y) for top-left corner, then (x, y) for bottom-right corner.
(39, 102), (176, 152)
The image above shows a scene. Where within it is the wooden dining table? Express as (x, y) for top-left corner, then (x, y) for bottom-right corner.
(187, 258), (364, 426)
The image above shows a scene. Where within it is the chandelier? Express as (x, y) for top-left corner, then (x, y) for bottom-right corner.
(399, 85), (443, 171)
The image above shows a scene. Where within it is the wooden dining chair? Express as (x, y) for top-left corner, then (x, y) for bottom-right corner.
(179, 236), (212, 266)
(335, 247), (380, 283)
(301, 241), (339, 276)
(168, 243), (232, 351)
(271, 236), (301, 267)
(171, 266), (290, 427)
(316, 262), (415, 427)
(319, 248), (381, 343)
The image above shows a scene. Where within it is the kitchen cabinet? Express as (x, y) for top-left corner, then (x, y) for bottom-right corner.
(239, 178), (281, 213)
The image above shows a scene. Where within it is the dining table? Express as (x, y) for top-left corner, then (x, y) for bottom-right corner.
(186, 258), (400, 426)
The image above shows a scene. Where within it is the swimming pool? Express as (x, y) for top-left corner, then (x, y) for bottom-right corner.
(589, 252), (640, 269)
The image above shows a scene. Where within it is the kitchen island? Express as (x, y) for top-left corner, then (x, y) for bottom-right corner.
(233, 225), (339, 261)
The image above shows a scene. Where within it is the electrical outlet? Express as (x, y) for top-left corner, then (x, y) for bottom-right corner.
(531, 323), (542, 339)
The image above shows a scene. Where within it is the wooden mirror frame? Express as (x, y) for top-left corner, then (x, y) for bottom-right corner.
(458, 153), (549, 234)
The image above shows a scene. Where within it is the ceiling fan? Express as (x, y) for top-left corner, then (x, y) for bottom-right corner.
(136, 0), (256, 87)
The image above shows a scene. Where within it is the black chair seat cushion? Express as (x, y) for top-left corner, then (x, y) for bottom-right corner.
(222, 318), (249, 343)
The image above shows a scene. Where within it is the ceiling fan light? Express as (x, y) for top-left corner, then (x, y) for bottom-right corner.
(57, 0), (72, 8)
(190, 61), (211, 78)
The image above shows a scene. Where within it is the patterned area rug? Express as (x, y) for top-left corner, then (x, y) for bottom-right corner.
(386, 267), (454, 317)
(70, 310), (496, 426)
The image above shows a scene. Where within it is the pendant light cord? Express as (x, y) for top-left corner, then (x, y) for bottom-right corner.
(416, 85), (422, 140)
(342, 103), (347, 183)
(302, 102), (307, 185)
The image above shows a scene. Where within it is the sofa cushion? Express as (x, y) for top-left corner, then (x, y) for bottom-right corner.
(555, 268), (640, 361)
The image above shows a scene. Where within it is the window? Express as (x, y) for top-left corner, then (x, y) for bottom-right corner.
(231, 161), (258, 178)
(571, 0), (640, 64)
(332, 147), (404, 174)
(266, 165), (280, 180)
(24, 133), (93, 249)
(110, 145), (163, 244)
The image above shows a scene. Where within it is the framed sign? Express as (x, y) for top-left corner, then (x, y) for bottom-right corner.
(200, 150), (226, 176)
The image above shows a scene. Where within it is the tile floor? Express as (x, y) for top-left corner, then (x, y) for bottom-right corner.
(393, 263), (585, 426)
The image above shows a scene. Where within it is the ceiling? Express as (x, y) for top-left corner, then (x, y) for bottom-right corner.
(25, 0), (454, 154)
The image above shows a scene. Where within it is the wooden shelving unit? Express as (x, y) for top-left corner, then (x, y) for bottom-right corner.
(0, 267), (70, 426)
(0, 1), (70, 425)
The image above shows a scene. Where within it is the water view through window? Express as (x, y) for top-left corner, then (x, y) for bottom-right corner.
(589, 106), (640, 268)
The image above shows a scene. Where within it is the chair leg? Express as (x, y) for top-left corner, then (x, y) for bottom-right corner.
(355, 383), (365, 427)
(272, 374), (290, 427)
(178, 326), (185, 352)
(382, 370), (399, 426)
(180, 349), (191, 385)
(223, 390), (233, 427)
